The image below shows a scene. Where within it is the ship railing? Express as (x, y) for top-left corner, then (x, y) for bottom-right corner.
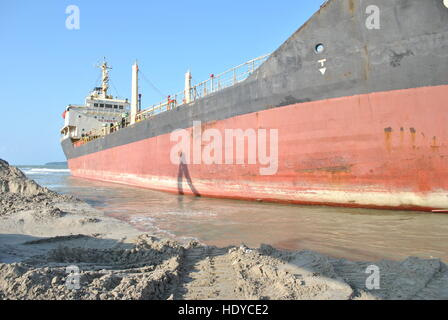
(190, 54), (270, 101)
(136, 53), (270, 121)
(136, 91), (185, 122)
(73, 123), (124, 147)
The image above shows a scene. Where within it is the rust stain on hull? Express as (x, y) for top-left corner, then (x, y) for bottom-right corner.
(384, 127), (393, 152)
(410, 128), (417, 149)
(431, 136), (440, 151)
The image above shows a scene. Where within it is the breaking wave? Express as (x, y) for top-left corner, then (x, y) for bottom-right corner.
(22, 168), (70, 175)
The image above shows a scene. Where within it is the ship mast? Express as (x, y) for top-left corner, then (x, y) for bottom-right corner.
(98, 58), (111, 99)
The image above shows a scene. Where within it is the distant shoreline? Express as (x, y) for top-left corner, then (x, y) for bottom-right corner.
(10, 162), (68, 167)
(44, 161), (67, 166)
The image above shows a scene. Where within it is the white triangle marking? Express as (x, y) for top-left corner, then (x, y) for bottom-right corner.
(319, 67), (327, 75)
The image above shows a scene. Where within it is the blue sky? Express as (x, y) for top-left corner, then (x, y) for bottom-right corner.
(0, 0), (322, 165)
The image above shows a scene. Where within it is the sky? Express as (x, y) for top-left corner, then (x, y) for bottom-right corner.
(0, 0), (323, 165)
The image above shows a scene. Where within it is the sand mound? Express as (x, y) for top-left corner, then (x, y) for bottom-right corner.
(0, 236), (183, 300)
(230, 245), (448, 300)
(0, 159), (76, 216)
(0, 159), (43, 196)
(2, 238), (447, 300)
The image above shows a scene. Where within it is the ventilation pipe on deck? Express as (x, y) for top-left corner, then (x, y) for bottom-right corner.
(184, 70), (192, 104)
(130, 62), (139, 125)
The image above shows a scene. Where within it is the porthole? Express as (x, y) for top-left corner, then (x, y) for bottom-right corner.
(315, 43), (325, 54)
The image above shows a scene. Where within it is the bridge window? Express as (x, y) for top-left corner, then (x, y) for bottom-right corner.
(106, 104), (112, 108)
(100, 104), (104, 108)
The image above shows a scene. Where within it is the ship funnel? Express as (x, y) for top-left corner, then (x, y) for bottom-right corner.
(130, 62), (139, 125)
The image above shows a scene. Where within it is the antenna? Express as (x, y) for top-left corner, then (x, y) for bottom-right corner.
(95, 57), (112, 98)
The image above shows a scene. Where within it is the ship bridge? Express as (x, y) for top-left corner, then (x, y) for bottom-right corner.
(61, 60), (130, 141)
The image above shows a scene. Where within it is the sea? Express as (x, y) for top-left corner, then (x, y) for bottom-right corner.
(19, 164), (448, 263)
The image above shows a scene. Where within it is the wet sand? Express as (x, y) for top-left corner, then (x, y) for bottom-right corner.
(1, 159), (448, 300)
(53, 175), (448, 264)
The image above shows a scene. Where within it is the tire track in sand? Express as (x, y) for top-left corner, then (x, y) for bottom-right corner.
(175, 246), (243, 300)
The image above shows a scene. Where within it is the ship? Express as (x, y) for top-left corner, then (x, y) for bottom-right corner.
(61, 0), (448, 212)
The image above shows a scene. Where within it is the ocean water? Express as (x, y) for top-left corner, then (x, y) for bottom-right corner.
(20, 164), (448, 263)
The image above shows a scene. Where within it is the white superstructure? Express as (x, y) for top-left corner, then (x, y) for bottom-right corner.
(60, 59), (130, 141)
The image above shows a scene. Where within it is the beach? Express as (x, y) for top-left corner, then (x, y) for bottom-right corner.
(1, 159), (448, 300)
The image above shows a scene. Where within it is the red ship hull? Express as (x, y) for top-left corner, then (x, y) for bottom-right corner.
(68, 85), (448, 211)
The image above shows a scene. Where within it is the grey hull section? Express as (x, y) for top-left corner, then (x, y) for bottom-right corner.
(62, 0), (448, 160)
